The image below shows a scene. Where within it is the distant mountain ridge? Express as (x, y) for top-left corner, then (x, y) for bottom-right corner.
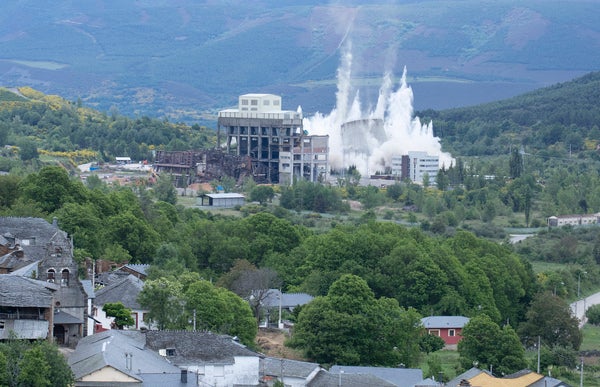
(0, 0), (598, 124)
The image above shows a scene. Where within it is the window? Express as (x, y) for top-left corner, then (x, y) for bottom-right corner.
(61, 269), (69, 286)
(166, 348), (177, 356)
(47, 269), (55, 283)
(250, 99), (258, 106)
(241, 99), (248, 105)
(263, 100), (270, 106)
(449, 329), (456, 337)
(0, 320), (4, 330)
(429, 329), (440, 336)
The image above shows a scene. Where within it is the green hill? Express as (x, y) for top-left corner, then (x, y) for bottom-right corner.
(423, 71), (600, 157)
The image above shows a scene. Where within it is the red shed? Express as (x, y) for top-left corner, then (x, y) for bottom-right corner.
(421, 316), (470, 347)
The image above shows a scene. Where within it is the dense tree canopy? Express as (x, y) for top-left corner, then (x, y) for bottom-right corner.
(138, 273), (257, 345)
(518, 291), (582, 350)
(289, 274), (423, 367)
(0, 339), (73, 387)
(458, 314), (527, 376)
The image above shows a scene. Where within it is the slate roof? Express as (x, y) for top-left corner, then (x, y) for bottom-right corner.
(68, 330), (195, 386)
(120, 263), (150, 277)
(0, 275), (56, 308)
(529, 376), (572, 387)
(95, 274), (144, 310)
(80, 279), (95, 299)
(421, 316), (470, 329)
(329, 366), (423, 387)
(415, 377), (439, 387)
(95, 270), (130, 287)
(145, 330), (259, 366)
(8, 260), (40, 277)
(0, 249), (35, 272)
(54, 310), (83, 324)
(0, 217), (67, 261)
(308, 369), (397, 387)
(262, 357), (320, 379)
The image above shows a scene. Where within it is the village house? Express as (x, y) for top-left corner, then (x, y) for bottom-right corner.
(93, 274), (151, 331)
(421, 316), (470, 347)
(0, 217), (88, 346)
(0, 275), (57, 340)
(69, 330), (196, 386)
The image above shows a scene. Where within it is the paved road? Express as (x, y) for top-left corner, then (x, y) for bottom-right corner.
(570, 292), (600, 328)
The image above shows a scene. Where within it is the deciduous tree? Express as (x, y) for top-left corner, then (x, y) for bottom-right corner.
(102, 302), (135, 329)
(518, 291), (582, 350)
(289, 274), (423, 367)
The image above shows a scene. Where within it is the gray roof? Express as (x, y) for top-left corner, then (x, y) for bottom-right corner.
(262, 357), (320, 379)
(145, 330), (258, 366)
(530, 376), (572, 387)
(95, 270), (130, 287)
(8, 260), (40, 277)
(54, 310), (83, 324)
(68, 330), (195, 386)
(329, 366), (423, 387)
(0, 217), (68, 261)
(95, 274), (144, 310)
(415, 377), (439, 387)
(446, 367), (491, 387)
(80, 279), (95, 299)
(0, 249), (36, 272)
(262, 289), (314, 309)
(0, 275), (56, 308)
(421, 316), (469, 329)
(120, 263), (150, 276)
(308, 369), (397, 387)
(204, 193), (245, 199)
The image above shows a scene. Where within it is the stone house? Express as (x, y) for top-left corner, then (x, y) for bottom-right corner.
(0, 217), (88, 346)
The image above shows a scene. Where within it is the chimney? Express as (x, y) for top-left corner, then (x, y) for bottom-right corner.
(52, 217), (58, 228)
(180, 369), (188, 384)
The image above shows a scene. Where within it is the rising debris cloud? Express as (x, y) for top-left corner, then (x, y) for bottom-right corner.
(303, 42), (454, 176)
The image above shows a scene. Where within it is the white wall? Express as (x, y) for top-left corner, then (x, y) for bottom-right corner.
(195, 356), (259, 387)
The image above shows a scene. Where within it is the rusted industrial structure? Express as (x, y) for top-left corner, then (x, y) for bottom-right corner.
(153, 149), (252, 187)
(217, 94), (328, 184)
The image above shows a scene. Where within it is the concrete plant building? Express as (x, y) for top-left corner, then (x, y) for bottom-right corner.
(217, 94), (328, 184)
(389, 152), (439, 184)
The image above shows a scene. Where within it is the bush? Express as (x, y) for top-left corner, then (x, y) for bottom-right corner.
(586, 304), (600, 325)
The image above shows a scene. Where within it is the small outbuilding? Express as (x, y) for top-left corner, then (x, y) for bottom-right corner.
(199, 193), (245, 208)
(421, 316), (470, 347)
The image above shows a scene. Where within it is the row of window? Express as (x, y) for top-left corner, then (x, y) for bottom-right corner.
(47, 268), (70, 286)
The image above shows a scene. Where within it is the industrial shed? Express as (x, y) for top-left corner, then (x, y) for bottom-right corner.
(199, 193), (245, 208)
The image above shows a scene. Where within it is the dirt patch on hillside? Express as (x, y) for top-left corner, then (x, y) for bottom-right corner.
(255, 328), (306, 360)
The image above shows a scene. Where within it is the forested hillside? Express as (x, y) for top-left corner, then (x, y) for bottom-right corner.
(0, 87), (215, 163)
(1, 1), (598, 120)
(426, 71), (600, 157)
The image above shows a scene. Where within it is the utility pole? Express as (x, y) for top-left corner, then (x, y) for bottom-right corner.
(538, 336), (542, 374)
(580, 357), (583, 387)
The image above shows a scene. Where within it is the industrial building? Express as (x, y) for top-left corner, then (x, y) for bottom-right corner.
(217, 94), (329, 184)
(390, 152), (439, 184)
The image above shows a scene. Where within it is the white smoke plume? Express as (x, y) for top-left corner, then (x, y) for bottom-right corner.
(303, 42), (454, 176)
